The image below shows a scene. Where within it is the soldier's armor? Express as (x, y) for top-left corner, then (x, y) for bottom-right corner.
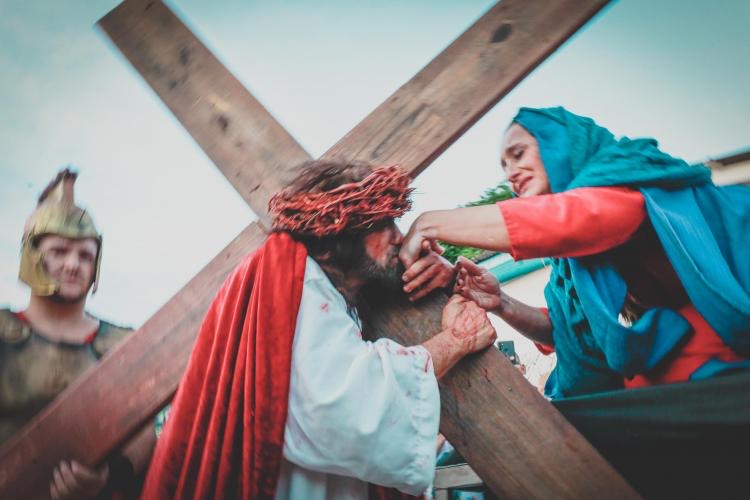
(0, 308), (132, 444)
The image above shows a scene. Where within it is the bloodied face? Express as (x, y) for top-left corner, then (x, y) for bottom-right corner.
(357, 220), (405, 289)
(501, 123), (551, 197)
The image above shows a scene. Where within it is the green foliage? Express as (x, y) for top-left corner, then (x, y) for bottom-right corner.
(439, 182), (513, 264)
(439, 244), (485, 264)
(464, 183), (513, 207)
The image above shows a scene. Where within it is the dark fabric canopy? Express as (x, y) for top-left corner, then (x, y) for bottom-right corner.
(554, 372), (750, 499)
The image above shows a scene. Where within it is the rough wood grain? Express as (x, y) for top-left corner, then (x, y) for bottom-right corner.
(99, 0), (310, 224)
(323, 0), (610, 177)
(359, 290), (637, 498)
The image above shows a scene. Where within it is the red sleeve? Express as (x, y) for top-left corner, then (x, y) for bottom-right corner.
(498, 187), (645, 261)
(533, 307), (555, 355)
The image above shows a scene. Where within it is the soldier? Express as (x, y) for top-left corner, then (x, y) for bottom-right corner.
(0, 169), (146, 499)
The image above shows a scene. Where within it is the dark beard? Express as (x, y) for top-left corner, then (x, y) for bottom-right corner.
(357, 248), (404, 291)
(353, 247), (405, 319)
(354, 251), (407, 339)
(319, 238), (405, 317)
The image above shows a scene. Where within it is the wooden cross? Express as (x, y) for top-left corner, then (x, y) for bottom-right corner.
(0, 1), (640, 498)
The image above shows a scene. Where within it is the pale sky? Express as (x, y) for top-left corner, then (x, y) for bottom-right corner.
(1, 0), (748, 327)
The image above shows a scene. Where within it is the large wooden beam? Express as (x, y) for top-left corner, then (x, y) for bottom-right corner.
(99, 0), (310, 225)
(322, 0), (607, 174)
(1, 1), (639, 498)
(359, 293), (637, 498)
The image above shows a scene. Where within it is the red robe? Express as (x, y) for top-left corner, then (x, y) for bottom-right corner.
(142, 232), (307, 499)
(500, 187), (742, 388)
(142, 233), (416, 499)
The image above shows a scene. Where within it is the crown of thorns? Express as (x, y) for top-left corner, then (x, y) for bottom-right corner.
(269, 165), (413, 237)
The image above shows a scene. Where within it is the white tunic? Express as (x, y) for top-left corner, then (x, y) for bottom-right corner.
(275, 257), (440, 499)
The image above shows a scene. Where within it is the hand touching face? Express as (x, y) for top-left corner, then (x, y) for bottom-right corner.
(402, 241), (455, 301)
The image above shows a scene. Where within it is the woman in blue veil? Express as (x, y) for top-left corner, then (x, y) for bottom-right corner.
(400, 107), (750, 398)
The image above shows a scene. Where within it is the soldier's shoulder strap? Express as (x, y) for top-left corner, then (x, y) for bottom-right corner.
(0, 308), (32, 344)
(92, 319), (134, 358)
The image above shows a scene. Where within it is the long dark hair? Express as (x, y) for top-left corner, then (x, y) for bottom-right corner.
(274, 160), (385, 311)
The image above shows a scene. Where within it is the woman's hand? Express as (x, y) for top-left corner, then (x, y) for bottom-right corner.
(453, 256), (504, 312)
(400, 206), (512, 270)
(402, 241), (455, 301)
(399, 215), (441, 269)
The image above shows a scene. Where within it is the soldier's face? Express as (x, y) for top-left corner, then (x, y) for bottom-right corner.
(37, 235), (98, 302)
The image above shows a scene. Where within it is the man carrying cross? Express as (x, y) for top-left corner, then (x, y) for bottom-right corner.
(143, 160), (497, 499)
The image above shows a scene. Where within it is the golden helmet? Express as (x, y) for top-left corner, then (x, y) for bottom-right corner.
(19, 168), (102, 296)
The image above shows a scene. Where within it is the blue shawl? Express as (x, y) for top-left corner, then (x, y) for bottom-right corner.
(513, 107), (750, 398)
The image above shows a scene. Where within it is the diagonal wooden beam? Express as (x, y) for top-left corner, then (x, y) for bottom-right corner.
(99, 0), (310, 224)
(358, 293), (637, 498)
(322, 0), (604, 175)
(1, 1), (639, 498)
